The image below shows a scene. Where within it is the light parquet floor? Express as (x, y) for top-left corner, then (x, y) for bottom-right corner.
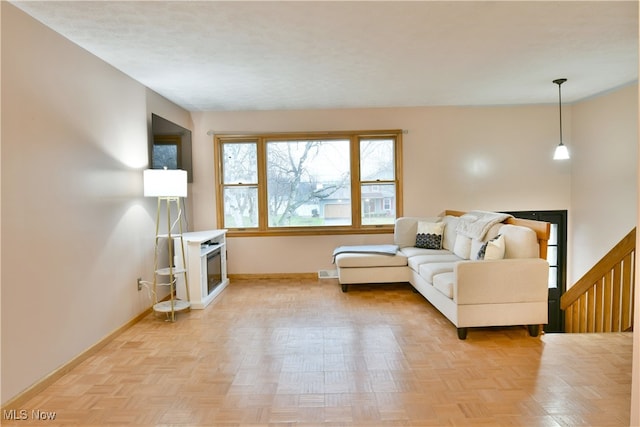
(5, 278), (633, 426)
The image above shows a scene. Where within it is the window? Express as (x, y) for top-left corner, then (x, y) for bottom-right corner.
(215, 130), (402, 236)
(221, 142), (258, 228)
(152, 135), (182, 170)
(359, 138), (397, 225)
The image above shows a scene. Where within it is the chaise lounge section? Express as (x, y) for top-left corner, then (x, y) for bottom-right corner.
(334, 210), (551, 339)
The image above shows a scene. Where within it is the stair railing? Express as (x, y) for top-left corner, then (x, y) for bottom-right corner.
(560, 228), (635, 333)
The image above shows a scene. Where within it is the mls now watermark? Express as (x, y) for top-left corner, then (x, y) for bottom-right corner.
(3, 409), (57, 421)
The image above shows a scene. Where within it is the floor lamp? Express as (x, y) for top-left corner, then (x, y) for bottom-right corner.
(143, 168), (190, 321)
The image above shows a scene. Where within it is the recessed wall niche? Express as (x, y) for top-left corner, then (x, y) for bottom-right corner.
(150, 113), (193, 182)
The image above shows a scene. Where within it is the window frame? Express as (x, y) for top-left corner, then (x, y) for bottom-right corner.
(152, 134), (182, 170)
(214, 130), (403, 237)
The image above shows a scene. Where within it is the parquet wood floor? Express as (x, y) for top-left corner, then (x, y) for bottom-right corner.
(4, 279), (633, 426)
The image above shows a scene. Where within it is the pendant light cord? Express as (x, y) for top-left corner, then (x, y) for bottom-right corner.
(554, 78), (567, 145)
(557, 83), (563, 145)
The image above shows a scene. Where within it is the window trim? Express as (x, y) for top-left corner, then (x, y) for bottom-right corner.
(214, 130), (403, 237)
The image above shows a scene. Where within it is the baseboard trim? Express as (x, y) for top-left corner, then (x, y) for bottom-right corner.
(1, 306), (153, 411)
(228, 272), (318, 280)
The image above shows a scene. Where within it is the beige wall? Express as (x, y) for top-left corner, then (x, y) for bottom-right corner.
(569, 85), (638, 426)
(634, 190), (640, 424)
(634, 149), (640, 426)
(191, 104), (572, 274)
(0, 4), (188, 404)
(569, 84), (638, 283)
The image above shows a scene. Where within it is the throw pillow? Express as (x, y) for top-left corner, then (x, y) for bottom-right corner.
(453, 234), (472, 259)
(477, 234), (505, 260)
(470, 238), (484, 259)
(415, 221), (444, 249)
(441, 215), (459, 251)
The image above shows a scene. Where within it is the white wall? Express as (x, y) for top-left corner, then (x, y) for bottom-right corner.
(569, 84), (638, 283)
(0, 4), (189, 404)
(190, 105), (572, 274)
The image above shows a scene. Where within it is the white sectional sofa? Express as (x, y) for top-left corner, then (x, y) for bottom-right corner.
(334, 211), (551, 339)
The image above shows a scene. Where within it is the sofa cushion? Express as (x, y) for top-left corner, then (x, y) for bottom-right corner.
(433, 272), (455, 299)
(498, 224), (539, 259)
(441, 215), (460, 251)
(477, 234), (505, 260)
(418, 262), (457, 283)
(415, 221), (444, 249)
(335, 252), (408, 268)
(400, 247), (451, 258)
(407, 253), (460, 271)
(453, 235), (472, 259)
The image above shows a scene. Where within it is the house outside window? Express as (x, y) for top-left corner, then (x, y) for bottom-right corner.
(383, 197), (392, 213)
(215, 130), (403, 236)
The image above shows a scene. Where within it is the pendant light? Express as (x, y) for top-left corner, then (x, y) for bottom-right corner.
(553, 78), (570, 160)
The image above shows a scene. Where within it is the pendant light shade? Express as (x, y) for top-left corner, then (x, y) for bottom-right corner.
(553, 143), (569, 160)
(553, 78), (570, 160)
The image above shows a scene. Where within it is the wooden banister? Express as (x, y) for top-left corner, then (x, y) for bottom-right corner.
(560, 228), (636, 333)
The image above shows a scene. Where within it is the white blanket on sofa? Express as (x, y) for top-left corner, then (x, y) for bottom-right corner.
(332, 244), (399, 263)
(456, 211), (512, 240)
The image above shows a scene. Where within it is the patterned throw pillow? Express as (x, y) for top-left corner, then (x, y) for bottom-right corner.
(477, 234), (505, 260)
(415, 221), (444, 249)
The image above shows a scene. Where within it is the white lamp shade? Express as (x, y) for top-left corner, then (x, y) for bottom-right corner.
(143, 169), (188, 197)
(553, 144), (570, 160)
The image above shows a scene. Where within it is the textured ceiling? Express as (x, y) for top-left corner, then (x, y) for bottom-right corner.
(11, 1), (639, 112)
